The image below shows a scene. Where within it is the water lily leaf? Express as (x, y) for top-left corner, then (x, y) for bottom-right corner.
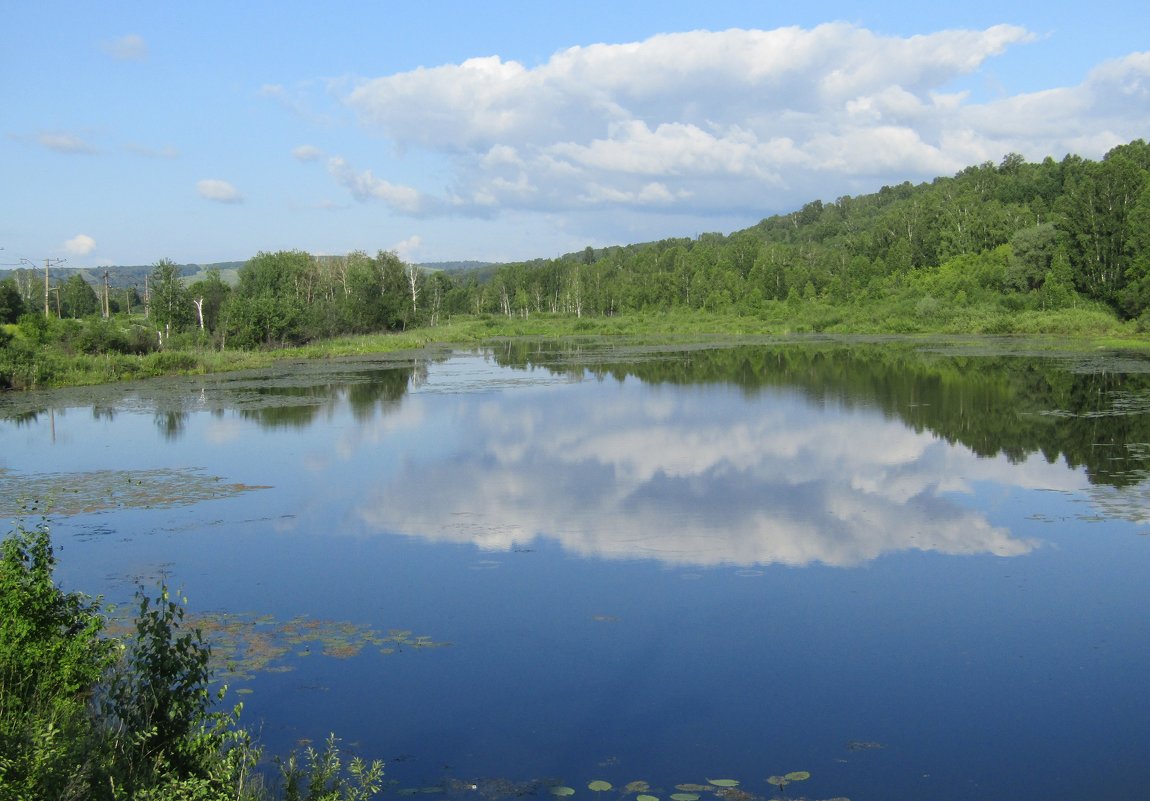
(674, 785), (708, 792)
(589, 782), (613, 792)
(765, 777), (787, 787)
(707, 780), (739, 788)
(636, 795), (659, 801)
(782, 772), (810, 782)
(550, 788), (576, 797)
(671, 794), (700, 801)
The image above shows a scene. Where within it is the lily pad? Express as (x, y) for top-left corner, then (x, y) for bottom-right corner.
(674, 785), (708, 792)
(783, 772), (809, 782)
(589, 782), (613, 792)
(765, 777), (786, 788)
(670, 794), (700, 801)
(550, 789), (576, 797)
(624, 782), (650, 793)
(707, 780), (739, 788)
(636, 795), (659, 801)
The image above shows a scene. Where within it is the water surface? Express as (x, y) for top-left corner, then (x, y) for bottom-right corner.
(3, 338), (1149, 801)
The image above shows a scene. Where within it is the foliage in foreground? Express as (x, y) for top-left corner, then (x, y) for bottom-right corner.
(0, 523), (384, 801)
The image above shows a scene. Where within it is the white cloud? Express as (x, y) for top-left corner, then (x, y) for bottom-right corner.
(196, 179), (243, 204)
(393, 235), (422, 260)
(292, 144), (323, 162)
(326, 156), (432, 214)
(63, 234), (96, 256)
(102, 34), (147, 61)
(329, 23), (1149, 227)
(37, 132), (97, 154)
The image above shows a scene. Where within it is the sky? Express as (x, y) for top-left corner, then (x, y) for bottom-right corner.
(2, 1), (1148, 269)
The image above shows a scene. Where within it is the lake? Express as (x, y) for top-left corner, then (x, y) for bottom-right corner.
(3, 337), (1150, 801)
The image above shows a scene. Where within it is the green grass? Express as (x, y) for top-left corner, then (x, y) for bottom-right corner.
(5, 304), (1149, 391)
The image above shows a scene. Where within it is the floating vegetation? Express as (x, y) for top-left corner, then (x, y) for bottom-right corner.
(766, 772), (810, 794)
(713, 789), (755, 801)
(462, 779), (556, 799)
(0, 466), (269, 518)
(845, 740), (885, 752)
(382, 768), (842, 801)
(104, 608), (449, 682)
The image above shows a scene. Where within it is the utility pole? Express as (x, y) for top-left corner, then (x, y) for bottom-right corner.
(19, 257), (66, 317)
(103, 269), (111, 319)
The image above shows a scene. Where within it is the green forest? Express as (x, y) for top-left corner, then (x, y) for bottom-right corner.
(2, 139), (1149, 389)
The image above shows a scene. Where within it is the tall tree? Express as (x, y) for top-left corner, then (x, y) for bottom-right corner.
(186, 266), (230, 333)
(60, 273), (99, 318)
(0, 278), (25, 323)
(150, 258), (191, 338)
(1057, 152), (1148, 307)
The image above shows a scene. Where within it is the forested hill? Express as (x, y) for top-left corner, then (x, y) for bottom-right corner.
(2, 140), (1148, 356)
(0, 262), (244, 290)
(480, 139), (1150, 321)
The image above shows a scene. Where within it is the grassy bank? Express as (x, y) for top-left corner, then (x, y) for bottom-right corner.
(4, 302), (1148, 391)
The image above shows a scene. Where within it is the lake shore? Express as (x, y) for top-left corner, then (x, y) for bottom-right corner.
(4, 305), (1150, 391)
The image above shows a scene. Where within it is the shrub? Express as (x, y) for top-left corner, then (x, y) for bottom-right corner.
(0, 523), (115, 799)
(1, 523), (385, 801)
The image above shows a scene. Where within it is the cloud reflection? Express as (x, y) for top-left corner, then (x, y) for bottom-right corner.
(358, 383), (1048, 567)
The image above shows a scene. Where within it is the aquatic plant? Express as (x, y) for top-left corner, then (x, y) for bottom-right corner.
(765, 771), (809, 798)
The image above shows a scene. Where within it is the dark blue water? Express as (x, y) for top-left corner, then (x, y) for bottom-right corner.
(3, 341), (1150, 801)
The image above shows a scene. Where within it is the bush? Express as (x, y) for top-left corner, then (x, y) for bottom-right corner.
(145, 351), (202, 374)
(0, 524), (385, 801)
(76, 318), (130, 355)
(0, 523), (115, 799)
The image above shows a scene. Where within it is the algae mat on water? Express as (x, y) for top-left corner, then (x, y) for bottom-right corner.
(104, 608), (450, 685)
(0, 466), (269, 518)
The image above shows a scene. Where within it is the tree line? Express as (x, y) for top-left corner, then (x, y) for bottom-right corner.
(2, 139), (1149, 355)
(480, 139), (1150, 321)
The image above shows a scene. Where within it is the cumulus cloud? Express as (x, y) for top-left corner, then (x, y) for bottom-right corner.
(328, 23), (1149, 226)
(102, 34), (148, 61)
(63, 234), (96, 256)
(393, 235), (422, 260)
(326, 156), (432, 214)
(196, 179), (243, 203)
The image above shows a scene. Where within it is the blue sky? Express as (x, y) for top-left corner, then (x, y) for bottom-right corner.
(2, 1), (1148, 268)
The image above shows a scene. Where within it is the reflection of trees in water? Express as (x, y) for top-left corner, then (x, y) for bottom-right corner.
(237, 361), (419, 428)
(490, 340), (1150, 489)
(154, 411), (187, 441)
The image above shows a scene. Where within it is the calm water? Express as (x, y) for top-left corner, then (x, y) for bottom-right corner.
(3, 338), (1150, 801)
